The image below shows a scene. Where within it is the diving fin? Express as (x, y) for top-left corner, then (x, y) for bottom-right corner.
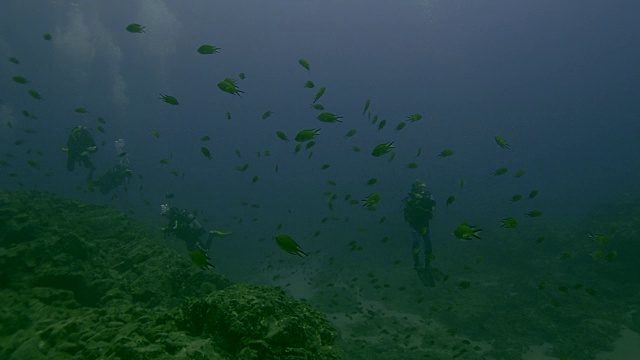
(416, 267), (435, 287)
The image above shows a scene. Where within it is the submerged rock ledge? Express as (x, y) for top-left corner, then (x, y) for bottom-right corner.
(0, 190), (342, 359)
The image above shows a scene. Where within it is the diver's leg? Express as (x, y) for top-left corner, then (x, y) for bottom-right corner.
(423, 227), (432, 269)
(197, 232), (213, 252)
(411, 229), (421, 268)
(67, 155), (76, 171)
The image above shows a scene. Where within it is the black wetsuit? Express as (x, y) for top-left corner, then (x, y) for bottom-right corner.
(66, 126), (96, 173)
(162, 207), (209, 251)
(404, 191), (436, 268)
(92, 163), (132, 194)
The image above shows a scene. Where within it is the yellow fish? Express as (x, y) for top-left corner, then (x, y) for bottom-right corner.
(275, 234), (308, 257)
(189, 249), (214, 269)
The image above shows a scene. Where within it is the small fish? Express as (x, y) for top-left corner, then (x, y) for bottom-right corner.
(514, 168), (526, 178)
(225, 111), (232, 120)
(22, 110), (37, 119)
(453, 221), (482, 240)
(395, 122), (407, 131)
(97, 117), (106, 124)
(197, 44), (221, 54)
(27, 159), (40, 169)
(189, 249), (215, 269)
(12, 76), (29, 84)
(352, 146), (361, 153)
(527, 190), (539, 199)
(74, 107), (89, 113)
(96, 125), (105, 134)
(294, 129), (321, 142)
(9, 57), (20, 64)
(261, 110), (274, 120)
(304, 80), (315, 88)
(500, 217), (518, 228)
(125, 23), (145, 33)
(585, 287), (597, 296)
(200, 135), (211, 142)
(313, 87), (325, 103)
(344, 129), (357, 138)
(535, 236), (546, 244)
(159, 158), (169, 165)
(159, 94), (179, 105)
(298, 58), (310, 72)
(406, 113), (423, 122)
(377, 119), (387, 131)
(405, 162), (418, 169)
(321, 163), (330, 170)
(276, 131), (289, 142)
(588, 233), (610, 245)
(305, 141), (316, 150)
(239, 73), (246, 79)
(366, 178), (378, 186)
(42, 33), (52, 41)
(446, 195), (456, 207)
(589, 250), (605, 260)
(458, 281), (471, 289)
(495, 135), (510, 149)
(438, 149), (454, 157)
(27, 89), (43, 101)
(217, 78), (244, 96)
(509, 194), (522, 203)
(362, 192), (382, 208)
(526, 210), (542, 217)
(371, 142), (394, 157)
(275, 234), (308, 257)
(150, 129), (160, 138)
(235, 163), (249, 172)
(251, 175), (259, 183)
(311, 103), (324, 110)
(200, 146), (212, 159)
(317, 112), (342, 123)
(362, 99), (371, 116)
(459, 178), (465, 190)
(491, 167), (508, 176)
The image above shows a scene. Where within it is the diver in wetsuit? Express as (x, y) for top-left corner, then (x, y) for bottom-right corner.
(403, 179), (437, 287)
(64, 126), (97, 179)
(90, 139), (133, 195)
(160, 204), (214, 252)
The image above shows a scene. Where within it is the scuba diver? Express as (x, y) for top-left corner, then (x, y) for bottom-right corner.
(63, 126), (97, 178)
(403, 179), (438, 287)
(89, 139), (133, 195)
(91, 162), (133, 194)
(160, 204), (214, 252)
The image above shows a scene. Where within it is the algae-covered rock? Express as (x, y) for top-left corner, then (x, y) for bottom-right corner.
(180, 283), (342, 359)
(0, 190), (344, 359)
(0, 190), (231, 308)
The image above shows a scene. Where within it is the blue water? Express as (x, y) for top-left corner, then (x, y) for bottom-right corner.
(1, 1), (640, 358)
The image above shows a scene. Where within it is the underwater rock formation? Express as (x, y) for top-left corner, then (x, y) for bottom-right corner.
(179, 283), (341, 359)
(0, 190), (342, 359)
